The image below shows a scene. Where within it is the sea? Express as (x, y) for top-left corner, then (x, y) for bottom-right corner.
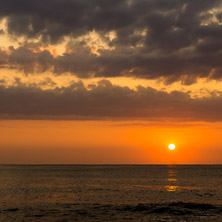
(0, 165), (222, 221)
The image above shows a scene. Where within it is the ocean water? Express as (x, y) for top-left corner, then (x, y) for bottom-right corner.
(0, 165), (222, 221)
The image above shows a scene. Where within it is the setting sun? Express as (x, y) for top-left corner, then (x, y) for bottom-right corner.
(168, 144), (176, 150)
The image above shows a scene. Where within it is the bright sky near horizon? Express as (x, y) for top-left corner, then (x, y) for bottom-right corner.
(0, 0), (221, 164)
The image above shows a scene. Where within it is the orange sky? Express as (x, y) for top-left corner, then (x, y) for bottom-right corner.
(0, 1), (222, 164)
(0, 120), (221, 164)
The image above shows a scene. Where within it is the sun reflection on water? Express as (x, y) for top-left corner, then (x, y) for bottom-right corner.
(165, 167), (179, 192)
(168, 178), (177, 182)
(165, 185), (178, 192)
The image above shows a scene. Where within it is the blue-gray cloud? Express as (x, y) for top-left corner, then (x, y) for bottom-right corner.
(0, 80), (222, 121)
(0, 0), (222, 83)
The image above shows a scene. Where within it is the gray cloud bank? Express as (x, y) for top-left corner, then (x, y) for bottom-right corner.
(0, 79), (222, 121)
(1, 0), (222, 83)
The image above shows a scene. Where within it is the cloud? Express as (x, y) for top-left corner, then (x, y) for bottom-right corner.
(7, 44), (54, 73)
(0, 0), (222, 83)
(0, 41), (221, 84)
(0, 79), (222, 122)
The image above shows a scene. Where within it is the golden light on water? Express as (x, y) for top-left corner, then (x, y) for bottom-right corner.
(165, 167), (179, 192)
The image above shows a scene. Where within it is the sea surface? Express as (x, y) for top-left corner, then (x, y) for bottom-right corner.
(0, 165), (222, 221)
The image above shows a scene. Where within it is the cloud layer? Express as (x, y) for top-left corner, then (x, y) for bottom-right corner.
(1, 0), (222, 122)
(0, 0), (222, 82)
(0, 79), (222, 121)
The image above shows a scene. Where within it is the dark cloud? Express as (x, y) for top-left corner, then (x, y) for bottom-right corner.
(1, 0), (222, 82)
(0, 80), (222, 122)
(7, 44), (54, 73)
(0, 41), (220, 84)
(0, 49), (8, 65)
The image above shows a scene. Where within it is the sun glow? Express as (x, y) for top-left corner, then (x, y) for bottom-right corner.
(168, 144), (176, 150)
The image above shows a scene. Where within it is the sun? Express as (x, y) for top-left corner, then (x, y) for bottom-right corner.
(168, 144), (175, 150)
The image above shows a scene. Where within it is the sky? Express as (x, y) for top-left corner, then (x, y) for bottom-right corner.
(0, 0), (221, 164)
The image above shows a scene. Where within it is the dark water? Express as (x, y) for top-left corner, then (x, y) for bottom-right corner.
(0, 165), (222, 221)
